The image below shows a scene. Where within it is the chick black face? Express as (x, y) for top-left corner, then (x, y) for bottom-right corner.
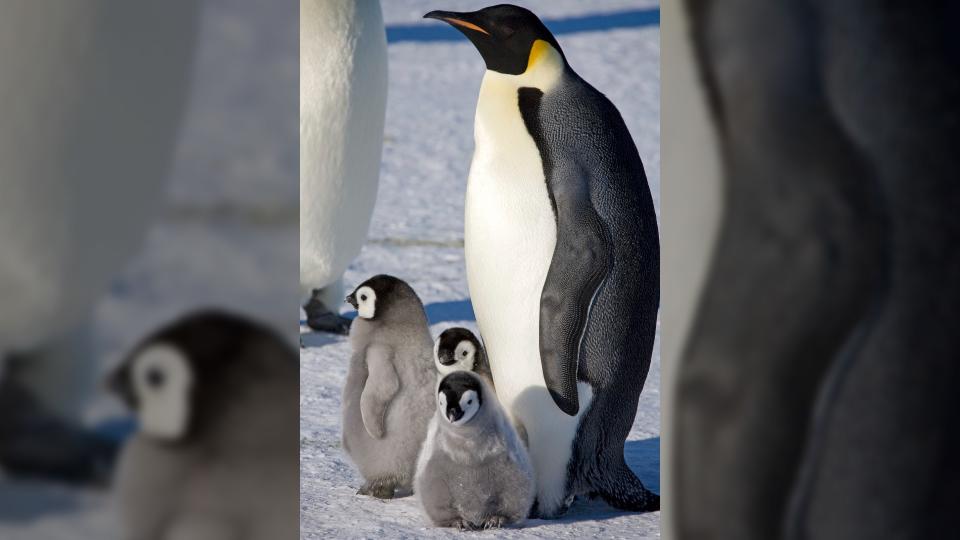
(346, 274), (425, 323)
(424, 4), (563, 75)
(434, 327), (481, 375)
(437, 371), (484, 425)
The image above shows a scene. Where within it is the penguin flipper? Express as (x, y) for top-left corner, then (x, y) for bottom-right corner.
(538, 162), (612, 417)
(359, 344), (399, 439)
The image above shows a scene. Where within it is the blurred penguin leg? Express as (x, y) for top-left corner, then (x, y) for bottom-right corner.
(785, 2), (960, 537)
(0, 335), (117, 485)
(674, 1), (886, 538)
(303, 277), (351, 335)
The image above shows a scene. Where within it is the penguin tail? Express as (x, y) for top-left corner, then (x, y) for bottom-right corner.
(592, 458), (660, 512)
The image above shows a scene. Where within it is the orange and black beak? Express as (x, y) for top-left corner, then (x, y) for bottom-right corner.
(423, 10), (490, 36)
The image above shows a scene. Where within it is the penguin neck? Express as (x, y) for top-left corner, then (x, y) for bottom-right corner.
(439, 409), (504, 464)
(475, 41), (565, 137)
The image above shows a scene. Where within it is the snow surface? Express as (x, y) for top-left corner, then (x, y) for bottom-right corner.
(0, 1), (659, 538)
(300, 1), (661, 538)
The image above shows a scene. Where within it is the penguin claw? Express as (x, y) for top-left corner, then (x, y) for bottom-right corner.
(357, 479), (396, 499)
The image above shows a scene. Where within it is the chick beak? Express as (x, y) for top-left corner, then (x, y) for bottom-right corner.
(447, 406), (464, 423)
(345, 293), (358, 309)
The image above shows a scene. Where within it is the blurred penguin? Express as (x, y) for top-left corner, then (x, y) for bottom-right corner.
(109, 310), (298, 540)
(300, 0), (388, 334)
(0, 1), (199, 483)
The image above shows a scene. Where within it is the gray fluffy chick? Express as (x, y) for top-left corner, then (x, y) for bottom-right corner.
(342, 274), (435, 498)
(433, 327), (494, 390)
(108, 310), (298, 540)
(415, 371), (534, 530)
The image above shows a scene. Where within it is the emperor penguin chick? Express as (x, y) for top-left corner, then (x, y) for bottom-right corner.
(342, 275), (436, 498)
(415, 371), (534, 530)
(108, 310), (298, 540)
(433, 327), (494, 389)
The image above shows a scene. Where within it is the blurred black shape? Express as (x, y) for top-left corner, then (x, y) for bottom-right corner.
(674, 1), (960, 538)
(0, 374), (117, 487)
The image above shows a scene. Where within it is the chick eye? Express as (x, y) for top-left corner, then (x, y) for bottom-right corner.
(360, 294), (367, 301)
(462, 350), (468, 357)
(467, 399), (473, 405)
(146, 368), (165, 389)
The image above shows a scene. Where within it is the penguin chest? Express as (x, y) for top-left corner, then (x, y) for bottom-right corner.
(464, 78), (557, 411)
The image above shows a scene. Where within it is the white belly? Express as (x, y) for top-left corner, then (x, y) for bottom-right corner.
(0, 3), (197, 349)
(299, 0), (387, 296)
(464, 72), (591, 515)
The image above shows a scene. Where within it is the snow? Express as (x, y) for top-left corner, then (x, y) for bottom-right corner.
(0, 1), (659, 538)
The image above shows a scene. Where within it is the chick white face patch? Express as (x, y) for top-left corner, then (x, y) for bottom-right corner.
(131, 344), (193, 440)
(355, 286), (376, 319)
(454, 390), (480, 425)
(434, 338), (478, 375)
(453, 341), (476, 372)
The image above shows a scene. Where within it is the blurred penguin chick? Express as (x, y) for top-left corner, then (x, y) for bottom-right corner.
(108, 310), (298, 540)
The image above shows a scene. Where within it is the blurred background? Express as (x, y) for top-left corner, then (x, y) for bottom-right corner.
(0, 0), (297, 537)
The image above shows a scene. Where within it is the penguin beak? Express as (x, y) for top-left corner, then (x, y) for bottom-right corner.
(105, 364), (135, 408)
(423, 10), (490, 36)
(446, 406), (464, 423)
(345, 293), (358, 309)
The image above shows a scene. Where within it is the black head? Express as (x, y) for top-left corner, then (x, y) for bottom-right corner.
(437, 371), (484, 425)
(424, 4), (564, 75)
(435, 327), (482, 368)
(107, 309), (293, 443)
(345, 274), (425, 323)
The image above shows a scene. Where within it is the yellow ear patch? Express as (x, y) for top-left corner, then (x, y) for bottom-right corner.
(526, 40), (552, 72)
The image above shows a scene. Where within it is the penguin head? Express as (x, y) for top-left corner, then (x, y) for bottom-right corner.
(433, 327), (482, 375)
(437, 371), (484, 426)
(425, 4), (565, 77)
(108, 310), (293, 443)
(346, 274), (427, 324)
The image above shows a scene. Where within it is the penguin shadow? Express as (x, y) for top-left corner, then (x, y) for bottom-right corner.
(342, 299), (475, 325)
(513, 384), (660, 525)
(386, 7), (660, 43)
(300, 298), (475, 345)
(0, 480), (80, 523)
(527, 436), (660, 525)
(424, 299), (475, 324)
(298, 317), (344, 349)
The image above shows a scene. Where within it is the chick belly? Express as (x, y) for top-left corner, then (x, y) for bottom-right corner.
(464, 167), (591, 515)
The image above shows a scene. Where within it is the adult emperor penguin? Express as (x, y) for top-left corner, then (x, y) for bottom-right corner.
(425, 5), (660, 517)
(109, 310), (298, 540)
(0, 1), (199, 482)
(300, 0), (388, 334)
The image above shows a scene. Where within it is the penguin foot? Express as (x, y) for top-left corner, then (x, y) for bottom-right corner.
(479, 516), (506, 529)
(357, 479), (397, 499)
(303, 295), (351, 335)
(0, 379), (119, 486)
(527, 496), (572, 519)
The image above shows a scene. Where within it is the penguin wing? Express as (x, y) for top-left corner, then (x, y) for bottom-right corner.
(360, 344), (400, 439)
(538, 158), (612, 416)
